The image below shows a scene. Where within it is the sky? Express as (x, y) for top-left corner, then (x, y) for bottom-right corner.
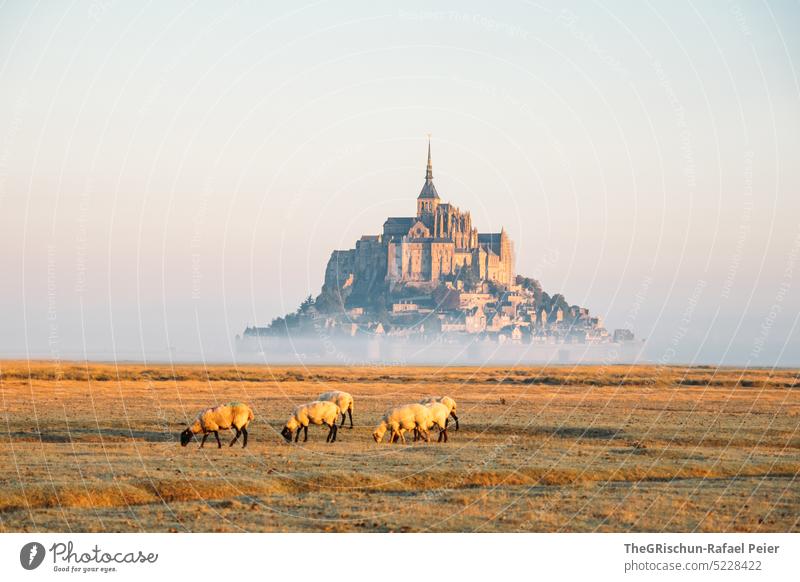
(0, 0), (798, 365)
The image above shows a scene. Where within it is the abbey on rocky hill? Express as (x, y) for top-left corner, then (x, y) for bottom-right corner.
(242, 141), (634, 349)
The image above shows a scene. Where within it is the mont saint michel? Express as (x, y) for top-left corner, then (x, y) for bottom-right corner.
(242, 142), (636, 363)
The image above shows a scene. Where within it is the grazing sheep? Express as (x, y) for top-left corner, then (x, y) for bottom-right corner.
(421, 402), (452, 442)
(281, 400), (341, 443)
(180, 402), (254, 449)
(373, 403), (434, 444)
(317, 390), (354, 428)
(419, 396), (459, 430)
(404, 403), (439, 443)
(372, 404), (415, 444)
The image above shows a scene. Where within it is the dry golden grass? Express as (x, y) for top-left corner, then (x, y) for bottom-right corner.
(0, 360), (797, 532)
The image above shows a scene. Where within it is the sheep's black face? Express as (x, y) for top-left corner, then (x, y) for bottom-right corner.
(180, 429), (193, 447)
(280, 426), (292, 442)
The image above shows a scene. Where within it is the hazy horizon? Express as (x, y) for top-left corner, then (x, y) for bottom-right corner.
(1, 1), (798, 366)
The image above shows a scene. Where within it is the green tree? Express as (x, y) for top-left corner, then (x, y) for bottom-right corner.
(298, 294), (315, 314)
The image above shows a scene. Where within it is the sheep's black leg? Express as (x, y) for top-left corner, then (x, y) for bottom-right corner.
(241, 427), (248, 448)
(445, 417), (449, 430)
(331, 423), (338, 443)
(438, 429), (444, 443)
(229, 427), (240, 447)
(340, 412), (345, 427)
(214, 431), (222, 448)
(348, 408), (353, 429)
(452, 413), (459, 430)
(326, 423), (332, 443)
(303, 425), (308, 442)
(295, 427), (301, 443)
(200, 433), (208, 448)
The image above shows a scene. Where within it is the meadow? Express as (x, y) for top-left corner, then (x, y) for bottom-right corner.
(0, 361), (797, 532)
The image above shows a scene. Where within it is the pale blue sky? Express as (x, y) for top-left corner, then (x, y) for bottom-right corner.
(1, 0), (798, 364)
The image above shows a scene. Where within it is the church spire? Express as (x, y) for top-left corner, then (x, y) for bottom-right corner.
(417, 135), (440, 217)
(418, 134), (440, 203)
(426, 134), (433, 181)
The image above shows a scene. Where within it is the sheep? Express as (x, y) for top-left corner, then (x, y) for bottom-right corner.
(373, 403), (434, 444)
(372, 404), (416, 444)
(419, 396), (459, 430)
(404, 403), (445, 443)
(281, 400), (341, 443)
(317, 390), (354, 428)
(421, 402), (452, 442)
(180, 402), (254, 449)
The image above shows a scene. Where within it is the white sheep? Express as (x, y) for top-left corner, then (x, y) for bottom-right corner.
(372, 404), (416, 444)
(180, 402), (254, 449)
(419, 396), (459, 430)
(373, 403), (434, 444)
(317, 390), (354, 428)
(421, 401), (452, 442)
(281, 400), (341, 443)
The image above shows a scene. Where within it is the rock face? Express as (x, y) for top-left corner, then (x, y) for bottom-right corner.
(318, 142), (514, 311)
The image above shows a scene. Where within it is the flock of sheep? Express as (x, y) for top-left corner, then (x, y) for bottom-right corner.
(179, 391), (459, 449)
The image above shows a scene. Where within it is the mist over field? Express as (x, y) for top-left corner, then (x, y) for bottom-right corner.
(233, 335), (645, 367)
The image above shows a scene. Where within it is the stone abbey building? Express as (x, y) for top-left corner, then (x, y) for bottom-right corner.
(322, 142), (515, 302)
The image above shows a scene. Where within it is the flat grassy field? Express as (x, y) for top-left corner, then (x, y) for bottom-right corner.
(0, 361), (797, 532)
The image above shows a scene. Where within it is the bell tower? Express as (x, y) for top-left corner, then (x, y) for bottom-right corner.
(417, 136), (440, 220)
